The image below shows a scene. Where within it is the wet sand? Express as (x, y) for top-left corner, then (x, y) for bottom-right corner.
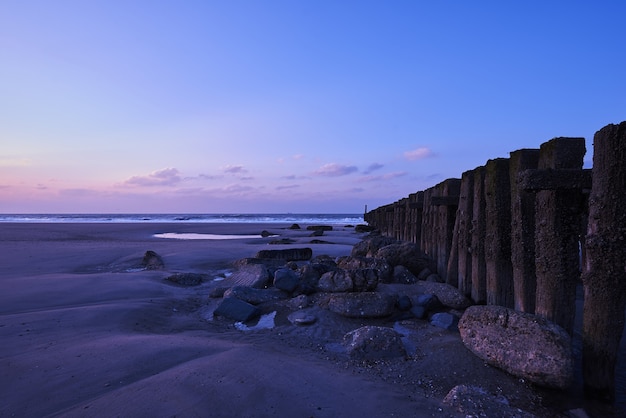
(0, 223), (619, 417)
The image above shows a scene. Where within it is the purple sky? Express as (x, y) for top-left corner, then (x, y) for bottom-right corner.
(1, 1), (624, 213)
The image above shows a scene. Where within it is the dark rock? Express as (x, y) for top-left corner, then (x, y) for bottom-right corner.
(410, 305), (427, 319)
(223, 286), (288, 305)
(309, 229), (324, 237)
(288, 223), (301, 230)
(164, 273), (204, 286)
(286, 294), (309, 309)
(396, 295), (412, 311)
(328, 292), (395, 318)
(392, 265), (418, 284)
(260, 230), (272, 237)
(306, 225), (333, 231)
(336, 256), (392, 282)
(141, 250), (164, 270)
(268, 238), (296, 245)
(309, 239), (331, 244)
(348, 268), (379, 292)
(214, 298), (261, 322)
(430, 312), (459, 331)
(458, 305), (574, 389)
(413, 281), (471, 310)
(343, 326), (406, 360)
(425, 273), (442, 283)
(255, 248), (313, 261)
(417, 267), (432, 281)
(273, 268), (300, 293)
(208, 287), (229, 298)
(414, 293), (442, 312)
(228, 264), (272, 289)
(288, 310), (317, 325)
(354, 224), (375, 233)
(443, 385), (536, 418)
(318, 270), (353, 293)
(294, 264), (320, 295)
(350, 234), (397, 257)
(375, 242), (431, 277)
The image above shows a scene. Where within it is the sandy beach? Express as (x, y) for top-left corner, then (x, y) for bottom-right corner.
(0, 222), (612, 417)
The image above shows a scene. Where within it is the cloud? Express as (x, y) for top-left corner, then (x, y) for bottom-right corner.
(358, 171), (408, 183)
(292, 154), (304, 160)
(276, 184), (300, 190)
(0, 156), (31, 167)
(363, 163), (384, 174)
(123, 168), (182, 187)
(223, 165), (248, 174)
(404, 147), (434, 161)
(313, 163), (358, 177)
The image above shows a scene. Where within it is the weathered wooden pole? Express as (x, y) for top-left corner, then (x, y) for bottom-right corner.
(420, 186), (437, 261)
(471, 166), (487, 304)
(509, 149), (540, 313)
(454, 169), (475, 297)
(432, 179), (461, 283)
(408, 192), (424, 247)
(533, 137), (586, 334)
(582, 121), (626, 401)
(484, 158), (514, 308)
(393, 198), (407, 241)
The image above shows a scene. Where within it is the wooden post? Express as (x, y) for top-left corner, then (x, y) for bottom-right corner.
(484, 158), (514, 308)
(471, 166), (487, 304)
(533, 137), (586, 334)
(582, 122), (626, 401)
(510, 149), (540, 313)
(432, 179), (461, 283)
(454, 169), (475, 297)
(408, 192), (424, 247)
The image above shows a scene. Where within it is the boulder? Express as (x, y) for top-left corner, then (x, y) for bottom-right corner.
(396, 295), (412, 311)
(228, 264), (272, 289)
(214, 298), (261, 322)
(354, 224), (375, 233)
(375, 242), (431, 276)
(223, 286), (288, 305)
(430, 312), (459, 331)
(413, 293), (442, 312)
(343, 326), (406, 360)
(348, 268), (379, 292)
(392, 265), (418, 284)
(141, 250), (164, 270)
(350, 234), (397, 257)
(443, 385), (536, 418)
(273, 268), (300, 293)
(413, 281), (471, 310)
(306, 225), (333, 231)
(328, 292), (395, 318)
(318, 270), (353, 293)
(288, 310), (317, 326)
(458, 305), (574, 389)
(288, 223), (301, 230)
(336, 256), (392, 282)
(294, 264), (320, 295)
(164, 272), (204, 286)
(255, 248), (313, 261)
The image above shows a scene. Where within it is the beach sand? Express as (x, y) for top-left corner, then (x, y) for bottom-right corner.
(0, 223), (605, 417)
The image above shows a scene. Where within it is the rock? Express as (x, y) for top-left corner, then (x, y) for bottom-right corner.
(443, 385), (536, 418)
(255, 248), (313, 261)
(430, 312), (459, 331)
(223, 286), (288, 305)
(208, 287), (229, 298)
(228, 264), (272, 289)
(214, 298), (261, 322)
(354, 224), (375, 233)
(286, 294), (309, 309)
(458, 305), (574, 389)
(343, 326), (406, 360)
(410, 305), (427, 319)
(309, 229), (324, 237)
(396, 295), (412, 311)
(328, 292), (395, 318)
(375, 242), (432, 276)
(306, 225), (333, 231)
(425, 273), (442, 283)
(288, 223), (301, 230)
(287, 310), (317, 325)
(269, 238), (296, 245)
(413, 281), (471, 310)
(260, 230), (272, 237)
(294, 264), (320, 295)
(392, 265), (418, 284)
(348, 268), (379, 292)
(350, 234), (397, 257)
(336, 256), (392, 282)
(273, 268), (300, 293)
(141, 250), (164, 270)
(164, 273), (204, 286)
(413, 293), (442, 312)
(417, 267), (432, 281)
(318, 270), (353, 293)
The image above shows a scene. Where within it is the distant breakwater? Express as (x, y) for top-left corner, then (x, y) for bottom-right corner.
(365, 121), (626, 405)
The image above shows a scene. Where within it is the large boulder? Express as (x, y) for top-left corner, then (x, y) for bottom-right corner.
(223, 286), (288, 305)
(318, 270), (353, 293)
(343, 326), (406, 360)
(336, 256), (392, 282)
(164, 272), (204, 286)
(443, 385), (536, 418)
(273, 268), (300, 292)
(413, 281), (471, 310)
(214, 298), (261, 322)
(375, 242), (432, 277)
(458, 305), (574, 389)
(350, 234), (397, 257)
(328, 292), (395, 318)
(255, 248), (313, 261)
(142, 250), (164, 270)
(228, 264), (272, 289)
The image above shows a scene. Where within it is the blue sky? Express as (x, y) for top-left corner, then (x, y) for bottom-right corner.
(1, 1), (625, 213)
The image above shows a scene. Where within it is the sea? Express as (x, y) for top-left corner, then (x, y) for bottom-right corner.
(0, 213), (364, 225)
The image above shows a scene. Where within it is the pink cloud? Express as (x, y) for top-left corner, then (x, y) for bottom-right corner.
(404, 147), (434, 161)
(223, 165), (248, 174)
(123, 168), (182, 187)
(313, 163), (358, 177)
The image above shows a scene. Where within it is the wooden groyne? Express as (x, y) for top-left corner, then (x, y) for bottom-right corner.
(364, 121), (626, 402)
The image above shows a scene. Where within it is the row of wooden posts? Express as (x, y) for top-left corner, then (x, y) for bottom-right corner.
(364, 122), (626, 402)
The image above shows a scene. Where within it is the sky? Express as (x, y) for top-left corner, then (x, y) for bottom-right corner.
(1, 1), (625, 214)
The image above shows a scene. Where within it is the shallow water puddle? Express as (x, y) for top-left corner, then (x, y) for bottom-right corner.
(154, 232), (275, 240)
(234, 311), (276, 331)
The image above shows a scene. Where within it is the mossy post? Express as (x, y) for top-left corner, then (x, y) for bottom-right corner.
(454, 169), (475, 297)
(471, 166), (487, 304)
(533, 137), (586, 334)
(509, 149), (540, 313)
(484, 158), (514, 308)
(583, 122), (626, 401)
